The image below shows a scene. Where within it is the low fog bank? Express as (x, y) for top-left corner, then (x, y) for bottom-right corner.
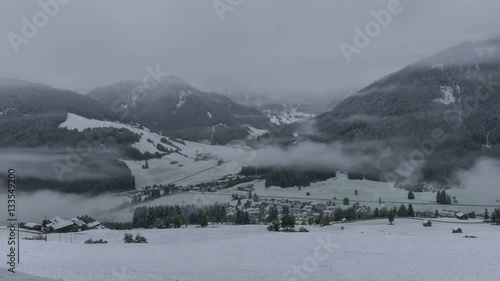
(252, 141), (390, 174)
(455, 157), (500, 198)
(251, 140), (500, 193)
(0, 190), (127, 223)
(0, 148), (129, 182)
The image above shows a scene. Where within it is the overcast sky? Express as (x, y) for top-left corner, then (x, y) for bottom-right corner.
(1, 0), (500, 95)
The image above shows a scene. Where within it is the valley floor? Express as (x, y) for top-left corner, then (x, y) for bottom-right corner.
(1, 219), (499, 281)
(106, 173), (500, 222)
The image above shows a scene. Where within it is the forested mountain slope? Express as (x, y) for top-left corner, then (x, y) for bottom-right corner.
(0, 80), (135, 194)
(87, 75), (269, 144)
(315, 37), (500, 185)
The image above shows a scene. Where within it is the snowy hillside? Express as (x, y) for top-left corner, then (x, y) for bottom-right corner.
(60, 113), (257, 187)
(85, 79), (270, 144)
(1, 220), (499, 281)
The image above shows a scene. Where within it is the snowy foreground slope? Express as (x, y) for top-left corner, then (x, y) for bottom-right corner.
(1, 219), (499, 281)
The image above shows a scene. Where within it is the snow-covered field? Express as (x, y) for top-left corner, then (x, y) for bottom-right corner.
(1, 219), (499, 281)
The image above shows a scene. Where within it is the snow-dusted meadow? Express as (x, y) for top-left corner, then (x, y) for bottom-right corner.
(1, 219), (499, 281)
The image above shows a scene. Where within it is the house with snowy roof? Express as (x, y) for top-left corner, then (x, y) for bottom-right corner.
(48, 216), (64, 224)
(87, 221), (103, 229)
(455, 212), (468, 220)
(70, 218), (87, 228)
(24, 223), (42, 231)
(48, 219), (76, 233)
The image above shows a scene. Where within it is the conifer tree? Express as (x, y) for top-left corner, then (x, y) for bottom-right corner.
(407, 191), (415, 200)
(343, 197), (350, 205)
(200, 213), (208, 227)
(408, 204), (415, 217)
(398, 204), (408, 217)
(243, 212), (250, 224)
(388, 212), (394, 225)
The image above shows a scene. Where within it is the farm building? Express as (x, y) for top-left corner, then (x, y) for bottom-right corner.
(423, 219), (432, 227)
(455, 212), (468, 220)
(70, 218), (87, 228)
(47, 220), (76, 233)
(87, 221), (103, 229)
(24, 223), (42, 231)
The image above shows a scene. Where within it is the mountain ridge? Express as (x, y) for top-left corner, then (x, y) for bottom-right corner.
(315, 37), (500, 186)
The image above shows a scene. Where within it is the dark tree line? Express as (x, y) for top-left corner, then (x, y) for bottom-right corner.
(234, 210), (250, 225)
(132, 204), (229, 228)
(239, 166), (336, 188)
(264, 169), (336, 188)
(436, 190), (452, 205)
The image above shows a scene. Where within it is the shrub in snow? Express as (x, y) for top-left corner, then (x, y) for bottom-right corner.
(298, 227), (309, 233)
(23, 234), (45, 241)
(123, 233), (148, 243)
(267, 222), (280, 232)
(134, 234), (148, 243)
(123, 233), (134, 243)
(85, 239), (108, 244)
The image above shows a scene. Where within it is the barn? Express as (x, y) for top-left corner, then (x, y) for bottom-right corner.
(87, 221), (103, 229)
(24, 223), (42, 231)
(455, 212), (468, 220)
(47, 220), (76, 233)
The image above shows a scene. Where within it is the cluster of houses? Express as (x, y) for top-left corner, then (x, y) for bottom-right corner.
(440, 210), (483, 220)
(23, 216), (104, 233)
(225, 197), (368, 223)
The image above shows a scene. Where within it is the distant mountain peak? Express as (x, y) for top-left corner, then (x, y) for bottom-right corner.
(416, 37), (500, 68)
